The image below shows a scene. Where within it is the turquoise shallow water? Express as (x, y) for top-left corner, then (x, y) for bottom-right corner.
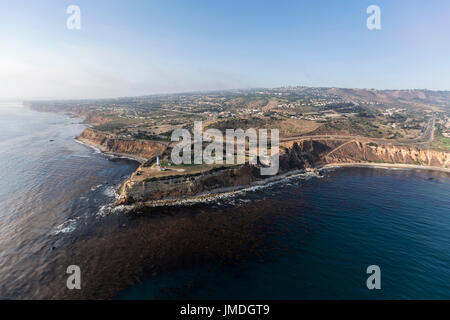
(0, 103), (449, 299)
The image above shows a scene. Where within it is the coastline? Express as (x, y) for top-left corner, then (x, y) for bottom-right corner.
(23, 104), (147, 164)
(129, 162), (450, 208)
(319, 162), (450, 173)
(15, 105), (450, 299)
(75, 136), (147, 164)
(127, 169), (320, 208)
(73, 125), (449, 207)
(35, 106), (447, 207)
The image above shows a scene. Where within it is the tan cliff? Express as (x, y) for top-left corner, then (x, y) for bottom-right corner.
(114, 139), (449, 205)
(77, 128), (167, 162)
(324, 141), (449, 167)
(280, 139), (450, 168)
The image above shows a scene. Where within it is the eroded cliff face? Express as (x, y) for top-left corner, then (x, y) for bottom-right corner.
(117, 165), (261, 204)
(77, 128), (167, 160)
(325, 142), (450, 167)
(116, 139), (449, 205)
(280, 139), (450, 168)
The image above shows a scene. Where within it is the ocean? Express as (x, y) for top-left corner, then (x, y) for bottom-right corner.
(0, 103), (449, 299)
(0, 103), (139, 299)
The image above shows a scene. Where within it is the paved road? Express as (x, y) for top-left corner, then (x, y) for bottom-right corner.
(413, 115), (435, 148)
(424, 115), (436, 143)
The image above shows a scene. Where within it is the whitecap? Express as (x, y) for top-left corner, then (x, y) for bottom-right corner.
(96, 204), (112, 218)
(52, 218), (79, 235)
(103, 185), (118, 198)
(91, 184), (103, 191)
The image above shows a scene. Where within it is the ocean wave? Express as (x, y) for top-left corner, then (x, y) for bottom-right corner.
(96, 204), (113, 218)
(52, 218), (80, 235)
(91, 184), (103, 191)
(96, 202), (133, 218)
(102, 185), (119, 198)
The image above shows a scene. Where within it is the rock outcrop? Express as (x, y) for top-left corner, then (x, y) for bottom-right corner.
(117, 165), (262, 204)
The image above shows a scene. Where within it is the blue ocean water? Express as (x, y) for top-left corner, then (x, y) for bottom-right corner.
(117, 166), (450, 300)
(0, 103), (449, 299)
(0, 103), (140, 299)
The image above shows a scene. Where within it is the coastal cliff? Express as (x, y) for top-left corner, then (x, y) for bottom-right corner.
(117, 165), (262, 204)
(114, 139), (449, 205)
(77, 128), (167, 161)
(280, 139), (450, 168)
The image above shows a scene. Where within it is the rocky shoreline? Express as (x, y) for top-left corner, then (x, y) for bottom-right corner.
(121, 169), (320, 209)
(320, 162), (450, 173)
(74, 128), (450, 207)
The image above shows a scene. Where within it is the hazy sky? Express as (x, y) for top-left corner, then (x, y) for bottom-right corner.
(0, 0), (449, 99)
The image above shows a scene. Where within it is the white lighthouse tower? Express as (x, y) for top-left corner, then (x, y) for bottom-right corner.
(156, 156), (166, 171)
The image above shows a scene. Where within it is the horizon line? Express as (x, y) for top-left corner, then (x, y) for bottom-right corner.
(3, 85), (450, 103)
